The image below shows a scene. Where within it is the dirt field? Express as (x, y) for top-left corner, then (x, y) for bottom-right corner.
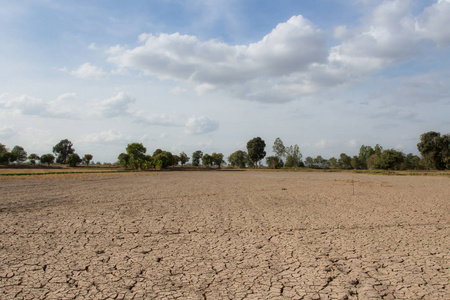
(0, 171), (449, 299)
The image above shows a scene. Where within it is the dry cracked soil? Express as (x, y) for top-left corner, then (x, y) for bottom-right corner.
(0, 171), (449, 299)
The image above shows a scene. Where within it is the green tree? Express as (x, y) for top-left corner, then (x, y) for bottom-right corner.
(247, 137), (266, 168)
(83, 154), (93, 166)
(304, 156), (314, 168)
(201, 153), (213, 167)
(374, 149), (405, 170)
(153, 151), (174, 169)
(417, 131), (449, 170)
(192, 150), (203, 166)
(315, 155), (328, 169)
(28, 153), (40, 165)
(0, 143), (7, 153)
(272, 138), (286, 160)
(374, 144), (383, 157)
(350, 156), (362, 170)
(402, 153), (422, 170)
(211, 152), (224, 168)
(328, 157), (338, 168)
(266, 156), (283, 169)
(179, 152), (190, 165)
(118, 153), (130, 168)
(53, 139), (75, 164)
(358, 145), (374, 169)
(126, 143), (147, 169)
(172, 154), (180, 166)
(284, 144), (303, 167)
(228, 150), (250, 168)
(67, 153), (82, 167)
(11, 146), (27, 163)
(338, 153), (352, 169)
(0, 152), (16, 165)
(40, 154), (55, 166)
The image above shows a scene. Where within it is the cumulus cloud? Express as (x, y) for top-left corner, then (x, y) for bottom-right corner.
(0, 93), (77, 119)
(99, 92), (136, 118)
(106, 1), (450, 103)
(79, 130), (125, 144)
(71, 63), (109, 80)
(184, 116), (219, 135)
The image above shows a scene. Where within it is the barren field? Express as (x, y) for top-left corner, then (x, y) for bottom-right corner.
(0, 171), (449, 299)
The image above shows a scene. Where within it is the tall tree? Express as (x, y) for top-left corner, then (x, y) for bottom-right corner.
(192, 150), (203, 166)
(211, 152), (224, 168)
(201, 153), (213, 167)
(67, 153), (82, 167)
(0, 143), (7, 153)
(417, 131), (449, 170)
(83, 154), (93, 166)
(53, 139), (75, 164)
(126, 143), (147, 169)
(228, 150), (250, 168)
(179, 152), (190, 165)
(272, 138), (286, 159)
(118, 153), (130, 168)
(285, 144), (303, 167)
(11, 146), (27, 163)
(40, 154), (55, 166)
(247, 137), (266, 168)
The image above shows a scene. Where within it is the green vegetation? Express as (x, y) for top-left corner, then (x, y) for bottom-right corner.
(1, 131), (449, 173)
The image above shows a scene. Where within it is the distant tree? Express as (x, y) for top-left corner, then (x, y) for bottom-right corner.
(153, 151), (174, 169)
(266, 156), (283, 169)
(285, 144), (303, 167)
(117, 153), (130, 168)
(153, 149), (163, 156)
(402, 153), (422, 170)
(374, 149), (405, 170)
(40, 154), (55, 166)
(83, 154), (93, 166)
(304, 156), (314, 168)
(28, 153), (40, 165)
(272, 138), (286, 160)
(179, 152), (190, 165)
(338, 153), (352, 169)
(358, 145), (374, 169)
(67, 153), (82, 167)
(350, 156), (362, 170)
(53, 139), (75, 164)
(228, 150), (250, 168)
(11, 146), (27, 163)
(126, 143), (147, 169)
(172, 155), (180, 166)
(211, 152), (224, 168)
(315, 155), (328, 169)
(417, 131), (449, 170)
(328, 157), (338, 168)
(247, 137), (266, 168)
(374, 144), (383, 157)
(0, 152), (16, 165)
(192, 150), (203, 166)
(367, 154), (377, 169)
(0, 143), (7, 153)
(201, 153), (213, 167)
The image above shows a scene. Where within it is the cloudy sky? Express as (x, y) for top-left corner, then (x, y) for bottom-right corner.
(1, 0), (449, 163)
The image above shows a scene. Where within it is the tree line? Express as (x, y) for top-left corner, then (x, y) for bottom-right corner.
(1, 131), (448, 170)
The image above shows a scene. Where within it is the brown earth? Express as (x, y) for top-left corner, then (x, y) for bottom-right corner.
(0, 171), (449, 299)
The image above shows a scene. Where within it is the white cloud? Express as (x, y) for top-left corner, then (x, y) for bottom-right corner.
(99, 92), (136, 118)
(185, 116), (219, 135)
(106, 1), (450, 103)
(0, 93), (77, 119)
(348, 139), (357, 147)
(71, 63), (109, 80)
(79, 130), (125, 144)
(314, 139), (327, 149)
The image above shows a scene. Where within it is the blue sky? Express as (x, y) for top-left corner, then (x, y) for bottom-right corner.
(1, 0), (449, 163)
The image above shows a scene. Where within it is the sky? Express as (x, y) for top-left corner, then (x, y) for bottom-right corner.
(0, 0), (449, 163)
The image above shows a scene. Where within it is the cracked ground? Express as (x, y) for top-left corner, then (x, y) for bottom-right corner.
(0, 171), (449, 299)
